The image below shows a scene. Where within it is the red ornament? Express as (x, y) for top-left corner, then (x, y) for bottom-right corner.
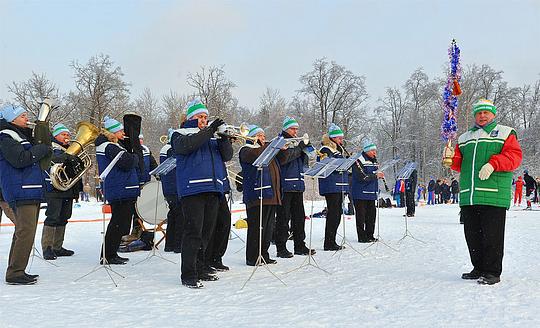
(452, 79), (462, 96)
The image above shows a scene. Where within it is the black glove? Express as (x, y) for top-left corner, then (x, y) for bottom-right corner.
(209, 118), (225, 133)
(31, 144), (52, 161)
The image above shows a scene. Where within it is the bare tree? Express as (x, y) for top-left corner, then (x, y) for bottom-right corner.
(70, 54), (131, 190)
(299, 57), (368, 133)
(187, 65), (238, 120)
(70, 54), (130, 127)
(7, 72), (78, 125)
(162, 90), (189, 128)
(257, 87), (287, 136)
(134, 88), (165, 154)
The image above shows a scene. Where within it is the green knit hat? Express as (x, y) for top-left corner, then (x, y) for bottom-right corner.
(363, 139), (377, 152)
(282, 116), (299, 131)
(472, 99), (497, 116)
(52, 123), (70, 137)
(328, 123), (344, 138)
(186, 99), (209, 120)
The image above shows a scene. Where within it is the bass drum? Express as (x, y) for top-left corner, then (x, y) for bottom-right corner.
(135, 180), (169, 225)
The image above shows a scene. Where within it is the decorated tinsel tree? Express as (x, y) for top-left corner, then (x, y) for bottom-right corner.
(442, 39), (462, 167)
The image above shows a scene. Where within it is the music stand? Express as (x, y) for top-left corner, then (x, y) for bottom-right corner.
(242, 137), (288, 289)
(362, 159), (400, 252)
(396, 162), (425, 244)
(28, 243), (60, 271)
(333, 154), (366, 256)
(134, 157), (177, 266)
(75, 151), (126, 287)
(286, 158), (335, 275)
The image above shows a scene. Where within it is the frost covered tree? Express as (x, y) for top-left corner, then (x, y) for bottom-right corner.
(187, 65), (238, 121)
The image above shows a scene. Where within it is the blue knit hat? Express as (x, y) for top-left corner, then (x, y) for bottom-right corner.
(247, 124), (264, 137)
(0, 104), (26, 123)
(103, 116), (124, 133)
(186, 99), (209, 120)
(328, 123), (344, 138)
(282, 116), (299, 131)
(52, 123), (70, 137)
(363, 139), (377, 152)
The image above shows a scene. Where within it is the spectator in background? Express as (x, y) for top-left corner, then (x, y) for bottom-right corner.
(435, 179), (442, 204)
(523, 170), (535, 210)
(82, 183), (91, 202)
(513, 176), (523, 206)
(450, 178), (460, 204)
(427, 178), (436, 205)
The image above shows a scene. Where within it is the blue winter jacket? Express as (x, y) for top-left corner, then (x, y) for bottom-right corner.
(139, 144), (152, 184)
(317, 145), (350, 195)
(159, 143), (177, 197)
(351, 152), (379, 201)
(0, 120), (48, 205)
(171, 119), (233, 198)
(95, 134), (140, 202)
(277, 131), (308, 192)
(239, 143), (277, 204)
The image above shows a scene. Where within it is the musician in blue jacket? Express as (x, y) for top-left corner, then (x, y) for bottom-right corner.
(160, 129), (183, 253)
(352, 140), (385, 243)
(0, 105), (51, 285)
(318, 123), (348, 251)
(127, 133), (158, 238)
(41, 123), (80, 260)
(239, 125), (282, 266)
(95, 116), (141, 265)
(205, 162), (232, 272)
(275, 116), (315, 258)
(171, 99), (233, 289)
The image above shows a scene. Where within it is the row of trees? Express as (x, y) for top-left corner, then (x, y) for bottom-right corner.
(1, 54), (539, 188)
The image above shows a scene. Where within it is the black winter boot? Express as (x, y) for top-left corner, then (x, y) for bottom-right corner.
(43, 247), (57, 260)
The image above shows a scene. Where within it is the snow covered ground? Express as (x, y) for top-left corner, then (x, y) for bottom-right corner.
(1, 200), (539, 327)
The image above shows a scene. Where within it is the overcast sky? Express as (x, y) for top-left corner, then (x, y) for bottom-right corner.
(1, 0), (539, 110)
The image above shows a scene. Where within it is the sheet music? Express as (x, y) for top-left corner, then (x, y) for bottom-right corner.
(150, 157), (177, 176)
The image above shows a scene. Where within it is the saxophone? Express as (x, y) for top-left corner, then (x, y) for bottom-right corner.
(50, 121), (100, 191)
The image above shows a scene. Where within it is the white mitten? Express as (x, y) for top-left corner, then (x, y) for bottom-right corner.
(478, 163), (494, 180)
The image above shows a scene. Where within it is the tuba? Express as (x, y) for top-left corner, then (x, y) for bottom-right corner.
(50, 121), (100, 191)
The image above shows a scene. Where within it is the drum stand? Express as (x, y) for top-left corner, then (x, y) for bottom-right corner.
(242, 167), (286, 289)
(134, 179), (176, 266)
(287, 177), (329, 275)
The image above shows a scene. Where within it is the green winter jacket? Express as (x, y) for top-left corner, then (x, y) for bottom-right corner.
(457, 121), (515, 209)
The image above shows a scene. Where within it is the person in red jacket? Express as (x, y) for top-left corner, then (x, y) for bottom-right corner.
(514, 176), (524, 206)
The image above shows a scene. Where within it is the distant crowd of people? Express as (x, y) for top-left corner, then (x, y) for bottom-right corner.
(513, 169), (539, 209)
(404, 177), (460, 205)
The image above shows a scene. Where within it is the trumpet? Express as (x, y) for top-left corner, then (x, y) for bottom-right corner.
(284, 133), (309, 148)
(216, 123), (258, 143)
(159, 135), (169, 144)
